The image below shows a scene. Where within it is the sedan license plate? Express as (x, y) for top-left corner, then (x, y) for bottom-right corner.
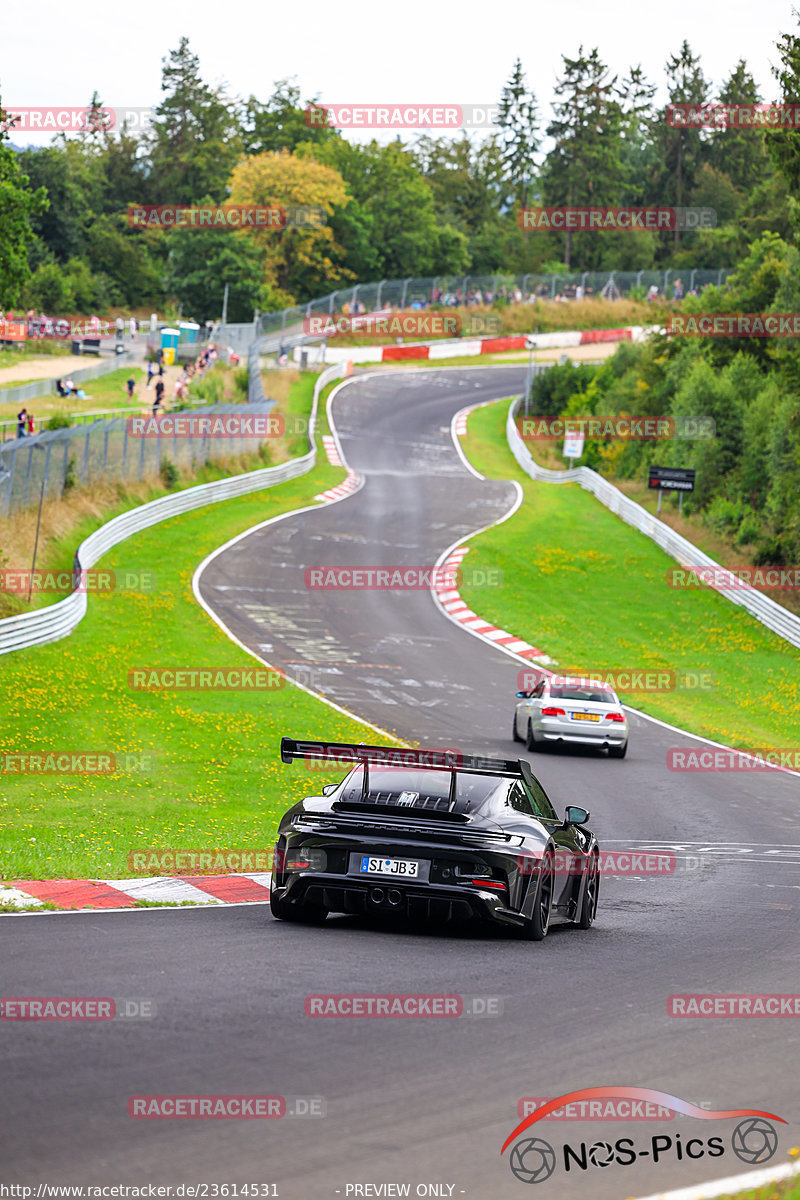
(359, 855), (419, 878)
(571, 712), (600, 722)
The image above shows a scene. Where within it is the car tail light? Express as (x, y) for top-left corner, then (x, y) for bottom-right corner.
(470, 879), (507, 893)
(541, 706), (566, 717)
(286, 847), (327, 871)
(605, 712), (625, 722)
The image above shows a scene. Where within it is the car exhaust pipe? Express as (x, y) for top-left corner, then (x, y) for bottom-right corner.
(387, 889), (402, 907)
(370, 887), (385, 904)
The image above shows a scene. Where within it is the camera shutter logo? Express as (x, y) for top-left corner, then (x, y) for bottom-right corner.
(509, 1137), (556, 1183)
(731, 1117), (778, 1165)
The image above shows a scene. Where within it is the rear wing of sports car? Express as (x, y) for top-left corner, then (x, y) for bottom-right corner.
(280, 738), (527, 777)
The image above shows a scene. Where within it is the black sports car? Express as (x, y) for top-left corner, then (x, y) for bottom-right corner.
(270, 739), (599, 939)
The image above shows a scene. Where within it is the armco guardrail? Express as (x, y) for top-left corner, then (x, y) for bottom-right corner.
(506, 397), (800, 652)
(0, 362), (345, 657)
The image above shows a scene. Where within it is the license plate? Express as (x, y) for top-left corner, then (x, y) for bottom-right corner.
(359, 855), (419, 878)
(571, 712), (600, 722)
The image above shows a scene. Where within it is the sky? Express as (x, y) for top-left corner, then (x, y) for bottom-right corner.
(2, 0), (799, 146)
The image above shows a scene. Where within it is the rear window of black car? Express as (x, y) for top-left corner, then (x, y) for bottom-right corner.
(337, 766), (502, 814)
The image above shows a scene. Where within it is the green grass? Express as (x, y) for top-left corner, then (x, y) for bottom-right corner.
(458, 400), (800, 753)
(713, 1174), (800, 1200)
(0, 365), (149, 421)
(0, 372), (396, 883)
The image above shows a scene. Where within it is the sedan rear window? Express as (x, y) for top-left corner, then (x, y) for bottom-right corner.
(549, 686), (616, 704)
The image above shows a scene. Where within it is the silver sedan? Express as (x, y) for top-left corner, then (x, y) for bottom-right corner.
(513, 676), (629, 758)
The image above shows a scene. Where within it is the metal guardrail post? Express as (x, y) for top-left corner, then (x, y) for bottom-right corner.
(42, 440), (53, 500)
(22, 443), (34, 507)
(80, 427), (91, 485)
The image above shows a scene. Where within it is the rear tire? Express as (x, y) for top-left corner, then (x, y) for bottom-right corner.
(521, 849), (554, 941)
(526, 720), (542, 752)
(608, 742), (627, 759)
(576, 852), (599, 929)
(270, 890), (328, 924)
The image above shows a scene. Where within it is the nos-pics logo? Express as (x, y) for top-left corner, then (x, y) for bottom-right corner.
(501, 1087), (784, 1184)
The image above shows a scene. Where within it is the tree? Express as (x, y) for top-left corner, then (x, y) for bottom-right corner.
(655, 41), (711, 250)
(163, 226), (271, 322)
(497, 59), (540, 208)
(148, 37), (242, 205)
(542, 48), (624, 268)
(0, 98), (48, 304)
(710, 61), (770, 196)
(228, 150), (354, 297)
(316, 138), (468, 278)
(616, 66), (657, 205)
(765, 14), (800, 226)
(240, 79), (340, 156)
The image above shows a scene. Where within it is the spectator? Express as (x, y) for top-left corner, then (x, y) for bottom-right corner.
(147, 360), (155, 389)
(575, 284), (585, 301)
(63, 376), (76, 395)
(129, 316), (137, 341)
(158, 352), (165, 377)
(56, 379), (68, 397)
(16, 407), (27, 437)
(647, 284), (659, 302)
(153, 379), (165, 413)
(27, 412), (34, 435)
(126, 373), (136, 400)
(115, 316), (124, 340)
(673, 278), (684, 301)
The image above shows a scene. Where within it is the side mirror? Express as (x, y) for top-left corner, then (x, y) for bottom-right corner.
(564, 806), (589, 826)
(322, 783), (337, 796)
(515, 691), (530, 699)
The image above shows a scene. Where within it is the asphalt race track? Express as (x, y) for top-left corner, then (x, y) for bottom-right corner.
(3, 366), (799, 1198)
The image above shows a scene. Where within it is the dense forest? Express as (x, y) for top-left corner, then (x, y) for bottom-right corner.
(1, 32), (798, 322)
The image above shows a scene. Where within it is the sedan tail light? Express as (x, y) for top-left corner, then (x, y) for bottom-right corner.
(470, 879), (507, 893)
(541, 706), (566, 716)
(605, 712), (625, 722)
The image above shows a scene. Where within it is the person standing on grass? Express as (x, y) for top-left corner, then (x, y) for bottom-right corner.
(126, 373), (136, 400)
(27, 412), (34, 435)
(147, 360), (155, 388)
(16, 407), (27, 437)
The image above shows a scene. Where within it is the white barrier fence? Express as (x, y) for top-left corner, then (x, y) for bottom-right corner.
(506, 397), (800, 652)
(0, 363), (345, 657)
